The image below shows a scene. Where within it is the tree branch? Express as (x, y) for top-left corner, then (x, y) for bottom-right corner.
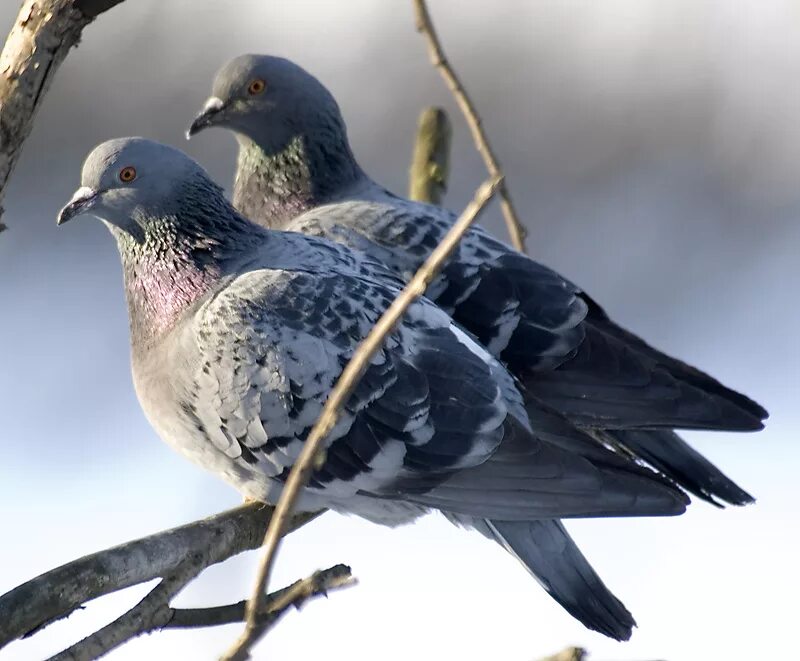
(0, 0), (125, 233)
(221, 174), (502, 661)
(48, 555), (206, 661)
(411, 0), (528, 253)
(163, 564), (355, 631)
(47, 564), (354, 661)
(0, 503), (320, 650)
(409, 106), (452, 204)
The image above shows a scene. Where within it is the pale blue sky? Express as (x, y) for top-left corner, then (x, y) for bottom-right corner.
(1, 2), (798, 660)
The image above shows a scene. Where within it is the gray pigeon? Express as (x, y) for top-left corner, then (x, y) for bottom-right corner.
(188, 54), (767, 508)
(59, 137), (692, 641)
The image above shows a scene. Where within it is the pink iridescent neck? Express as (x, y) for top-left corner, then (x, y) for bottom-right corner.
(124, 247), (221, 349)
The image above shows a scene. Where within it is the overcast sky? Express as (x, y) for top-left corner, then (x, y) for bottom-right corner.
(1, 2), (798, 660)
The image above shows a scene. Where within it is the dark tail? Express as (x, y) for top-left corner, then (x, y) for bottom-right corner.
(487, 519), (635, 641)
(611, 429), (755, 507)
(582, 295), (769, 426)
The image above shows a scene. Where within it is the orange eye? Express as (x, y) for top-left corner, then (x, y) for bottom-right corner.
(119, 166), (137, 183)
(247, 78), (266, 95)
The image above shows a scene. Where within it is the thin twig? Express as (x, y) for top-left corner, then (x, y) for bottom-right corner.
(166, 564), (354, 630)
(409, 106), (452, 204)
(167, 602), (249, 630)
(0, 503), (320, 650)
(411, 0), (528, 253)
(221, 174), (503, 661)
(0, 0), (126, 232)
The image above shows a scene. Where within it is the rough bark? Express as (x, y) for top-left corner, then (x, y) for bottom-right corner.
(0, 0), (125, 232)
(0, 503), (319, 649)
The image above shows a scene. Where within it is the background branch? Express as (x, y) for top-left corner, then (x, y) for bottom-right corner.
(409, 106), (452, 204)
(411, 0), (528, 252)
(0, 0), (125, 232)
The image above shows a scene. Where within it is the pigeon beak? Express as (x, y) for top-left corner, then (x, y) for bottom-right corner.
(187, 97), (226, 139)
(57, 186), (98, 225)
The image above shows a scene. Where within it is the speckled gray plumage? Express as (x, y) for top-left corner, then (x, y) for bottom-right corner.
(191, 54), (766, 511)
(64, 137), (695, 641)
(64, 138), (689, 520)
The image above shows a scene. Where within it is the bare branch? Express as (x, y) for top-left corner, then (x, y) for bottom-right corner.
(409, 106), (452, 204)
(222, 174), (502, 661)
(0, 503), (320, 650)
(0, 0), (126, 233)
(166, 564), (354, 630)
(48, 564), (354, 661)
(167, 602), (249, 630)
(411, 0), (528, 253)
(48, 556), (205, 661)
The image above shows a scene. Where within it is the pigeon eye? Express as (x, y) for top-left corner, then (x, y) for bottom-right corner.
(247, 78), (266, 95)
(119, 166), (137, 183)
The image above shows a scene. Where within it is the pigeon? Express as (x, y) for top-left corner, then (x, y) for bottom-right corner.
(187, 54), (767, 508)
(59, 137), (692, 640)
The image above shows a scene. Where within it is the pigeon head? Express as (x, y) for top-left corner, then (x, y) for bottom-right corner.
(187, 54), (344, 151)
(187, 55), (365, 228)
(58, 137), (221, 237)
(59, 137), (265, 346)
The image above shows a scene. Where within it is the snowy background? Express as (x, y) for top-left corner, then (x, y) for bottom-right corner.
(1, 1), (798, 660)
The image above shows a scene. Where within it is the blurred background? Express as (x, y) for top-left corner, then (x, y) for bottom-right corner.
(1, 1), (798, 659)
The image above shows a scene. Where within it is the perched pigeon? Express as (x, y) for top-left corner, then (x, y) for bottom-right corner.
(188, 54), (767, 507)
(59, 138), (692, 640)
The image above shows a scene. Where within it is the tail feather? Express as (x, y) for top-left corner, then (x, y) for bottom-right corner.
(408, 415), (689, 521)
(486, 519), (635, 641)
(524, 319), (767, 432)
(611, 429), (755, 507)
(582, 296), (769, 423)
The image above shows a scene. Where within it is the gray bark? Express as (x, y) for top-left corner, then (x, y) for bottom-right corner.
(0, 502), (319, 649)
(0, 0), (125, 232)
